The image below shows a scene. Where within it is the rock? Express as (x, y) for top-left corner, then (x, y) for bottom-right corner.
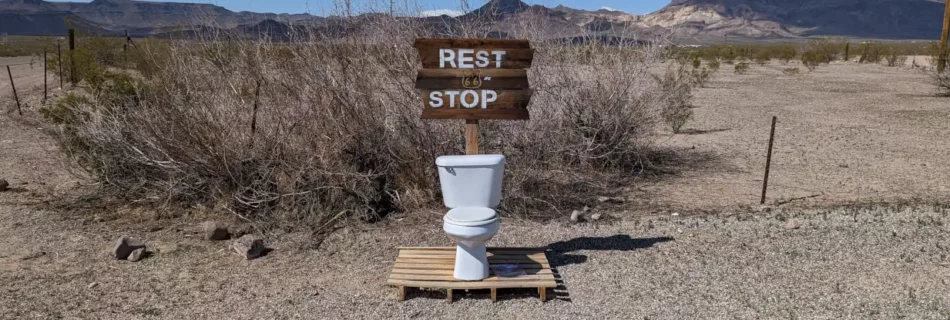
(784, 219), (801, 230)
(0, 179), (8, 192)
(232, 235), (267, 260)
(582, 206), (590, 213)
(671, 212), (680, 217)
(570, 210), (583, 223)
(113, 236), (145, 260)
(758, 205), (773, 213)
(590, 213), (603, 221)
(128, 248), (146, 262)
(156, 243), (180, 254)
(201, 221), (231, 241)
(87, 282), (99, 289)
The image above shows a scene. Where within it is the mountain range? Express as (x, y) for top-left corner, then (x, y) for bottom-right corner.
(0, 0), (947, 41)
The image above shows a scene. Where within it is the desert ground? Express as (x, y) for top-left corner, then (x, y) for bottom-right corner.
(2, 56), (950, 319)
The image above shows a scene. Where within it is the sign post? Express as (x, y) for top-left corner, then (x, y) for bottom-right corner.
(413, 39), (534, 155)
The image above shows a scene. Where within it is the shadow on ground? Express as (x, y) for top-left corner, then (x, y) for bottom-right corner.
(544, 235), (674, 302)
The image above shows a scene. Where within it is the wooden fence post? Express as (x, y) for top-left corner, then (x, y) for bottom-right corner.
(465, 120), (479, 155)
(940, 0), (950, 72)
(760, 116), (777, 205)
(57, 42), (63, 89)
(68, 29), (75, 85)
(6, 65), (21, 116)
(43, 49), (47, 102)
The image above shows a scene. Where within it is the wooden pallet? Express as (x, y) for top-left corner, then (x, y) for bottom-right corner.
(388, 247), (557, 303)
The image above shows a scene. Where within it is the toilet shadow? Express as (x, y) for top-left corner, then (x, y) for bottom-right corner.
(547, 235), (675, 267)
(542, 235), (675, 302)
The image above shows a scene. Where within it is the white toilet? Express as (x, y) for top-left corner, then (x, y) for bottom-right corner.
(436, 154), (505, 281)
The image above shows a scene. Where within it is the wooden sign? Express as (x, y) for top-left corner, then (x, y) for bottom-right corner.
(414, 38), (534, 154)
(413, 38), (534, 121)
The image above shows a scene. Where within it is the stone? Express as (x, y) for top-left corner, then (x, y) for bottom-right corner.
(0, 179), (8, 192)
(590, 213), (603, 221)
(128, 248), (146, 262)
(758, 205), (773, 213)
(113, 236), (145, 260)
(201, 221), (231, 241)
(784, 219), (801, 230)
(570, 210), (583, 223)
(232, 235), (267, 260)
(156, 243), (180, 254)
(671, 212), (680, 217)
(582, 206), (590, 213)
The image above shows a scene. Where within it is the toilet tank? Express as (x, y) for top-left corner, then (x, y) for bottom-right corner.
(436, 155), (506, 209)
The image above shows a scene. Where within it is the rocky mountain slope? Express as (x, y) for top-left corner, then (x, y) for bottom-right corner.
(0, 0), (947, 40)
(649, 0), (948, 40)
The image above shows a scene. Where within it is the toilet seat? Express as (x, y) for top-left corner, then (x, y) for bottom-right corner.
(444, 207), (499, 226)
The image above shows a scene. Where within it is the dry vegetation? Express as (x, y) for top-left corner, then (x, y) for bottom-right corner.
(36, 18), (705, 232)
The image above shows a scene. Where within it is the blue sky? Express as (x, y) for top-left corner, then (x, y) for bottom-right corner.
(50, 0), (672, 16)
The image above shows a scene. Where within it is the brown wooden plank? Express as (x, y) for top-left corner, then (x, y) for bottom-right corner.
(421, 108), (529, 120)
(421, 89), (532, 110)
(398, 286), (406, 301)
(398, 252), (548, 259)
(390, 268), (553, 276)
(398, 247), (547, 252)
(413, 38), (531, 50)
(539, 287), (547, 302)
(417, 48), (534, 69)
(415, 69), (529, 90)
(446, 288), (453, 303)
(394, 262), (547, 270)
(388, 273), (554, 282)
(388, 279), (557, 289)
(491, 288), (497, 302)
(396, 257), (548, 264)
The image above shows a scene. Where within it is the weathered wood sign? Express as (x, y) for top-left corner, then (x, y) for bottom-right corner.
(413, 38), (534, 121)
(414, 38), (534, 154)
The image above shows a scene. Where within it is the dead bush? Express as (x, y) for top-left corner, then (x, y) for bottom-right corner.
(734, 62), (750, 75)
(44, 14), (693, 229)
(782, 68), (800, 75)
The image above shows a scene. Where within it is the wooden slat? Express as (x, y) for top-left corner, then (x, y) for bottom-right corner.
(397, 258), (548, 265)
(398, 252), (548, 259)
(421, 108), (529, 120)
(388, 279), (557, 289)
(420, 89), (532, 110)
(413, 38), (531, 49)
(388, 273), (554, 282)
(399, 247), (547, 252)
(416, 48), (534, 69)
(394, 262), (548, 270)
(415, 69), (529, 90)
(391, 268), (553, 276)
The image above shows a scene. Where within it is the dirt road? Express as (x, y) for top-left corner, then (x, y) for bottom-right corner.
(1, 60), (949, 319)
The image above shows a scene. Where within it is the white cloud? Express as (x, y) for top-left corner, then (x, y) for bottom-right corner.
(600, 7), (622, 12)
(419, 9), (465, 17)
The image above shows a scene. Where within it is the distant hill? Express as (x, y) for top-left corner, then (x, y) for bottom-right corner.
(0, 0), (947, 41)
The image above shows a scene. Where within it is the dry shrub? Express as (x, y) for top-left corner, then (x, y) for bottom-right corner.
(43, 14), (692, 229)
(929, 42), (950, 96)
(782, 67), (800, 75)
(859, 42), (885, 64)
(653, 64), (695, 133)
(734, 62), (750, 75)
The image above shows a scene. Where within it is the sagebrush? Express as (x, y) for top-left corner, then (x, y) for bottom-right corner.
(43, 14), (694, 231)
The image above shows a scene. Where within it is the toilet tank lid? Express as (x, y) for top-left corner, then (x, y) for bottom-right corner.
(436, 154), (506, 167)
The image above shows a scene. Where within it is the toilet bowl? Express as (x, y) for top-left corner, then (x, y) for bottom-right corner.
(436, 155), (506, 281)
(443, 207), (500, 280)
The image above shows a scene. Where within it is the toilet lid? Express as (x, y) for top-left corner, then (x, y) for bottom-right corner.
(444, 207), (499, 226)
